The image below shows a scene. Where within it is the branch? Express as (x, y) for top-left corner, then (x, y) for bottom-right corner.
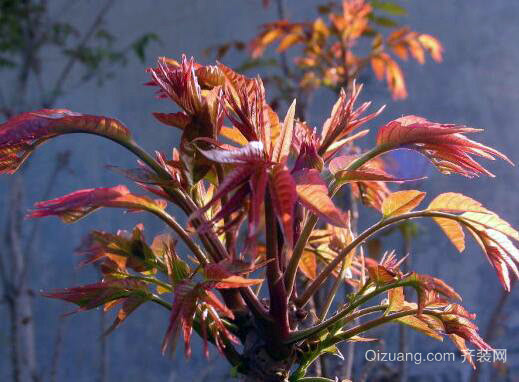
(296, 210), (466, 308)
(284, 146), (385, 298)
(286, 280), (410, 344)
(265, 190), (290, 338)
(151, 208), (209, 266)
(45, 0), (115, 106)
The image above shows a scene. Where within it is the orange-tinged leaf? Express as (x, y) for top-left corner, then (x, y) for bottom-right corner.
(104, 295), (147, 335)
(277, 33), (301, 52)
(449, 334), (475, 368)
(391, 43), (409, 61)
(407, 36), (425, 64)
(204, 262), (263, 288)
(418, 34), (443, 62)
(462, 211), (519, 242)
(299, 251), (317, 279)
(396, 315), (443, 341)
(367, 264), (397, 284)
(428, 193), (487, 214)
(433, 217), (466, 252)
(153, 112), (191, 129)
(371, 56), (386, 80)
(212, 275), (263, 288)
(272, 99), (296, 164)
(220, 126), (248, 145)
(293, 168), (347, 227)
(261, 28), (283, 46)
(381, 190), (425, 218)
(385, 57), (407, 99)
(387, 286), (405, 312)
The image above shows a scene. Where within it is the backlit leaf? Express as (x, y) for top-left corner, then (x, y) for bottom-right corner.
(293, 168), (347, 227)
(376, 115), (512, 177)
(433, 217), (465, 252)
(271, 99), (296, 164)
(220, 126), (248, 145)
(381, 190), (425, 218)
(299, 251), (317, 279)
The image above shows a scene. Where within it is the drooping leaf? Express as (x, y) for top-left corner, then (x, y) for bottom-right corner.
(104, 295), (147, 335)
(418, 34), (443, 62)
(426, 193), (519, 290)
(396, 314), (444, 340)
(471, 229), (519, 291)
(162, 278), (238, 358)
(432, 217), (466, 252)
(293, 168), (347, 227)
(381, 190), (425, 218)
(0, 109), (130, 174)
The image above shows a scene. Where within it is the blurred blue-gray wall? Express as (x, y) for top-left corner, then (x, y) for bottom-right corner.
(1, 1), (518, 381)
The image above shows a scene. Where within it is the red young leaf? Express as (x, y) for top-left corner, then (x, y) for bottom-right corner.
(320, 81), (385, 154)
(162, 280), (237, 358)
(147, 55), (204, 115)
(28, 186), (166, 223)
(42, 279), (149, 313)
(271, 99), (296, 163)
(269, 164), (297, 248)
(405, 272), (461, 315)
(0, 109), (130, 174)
(376, 115), (513, 177)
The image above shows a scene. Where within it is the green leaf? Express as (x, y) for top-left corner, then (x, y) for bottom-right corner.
(370, 0), (408, 16)
(132, 33), (160, 62)
(370, 15), (399, 28)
